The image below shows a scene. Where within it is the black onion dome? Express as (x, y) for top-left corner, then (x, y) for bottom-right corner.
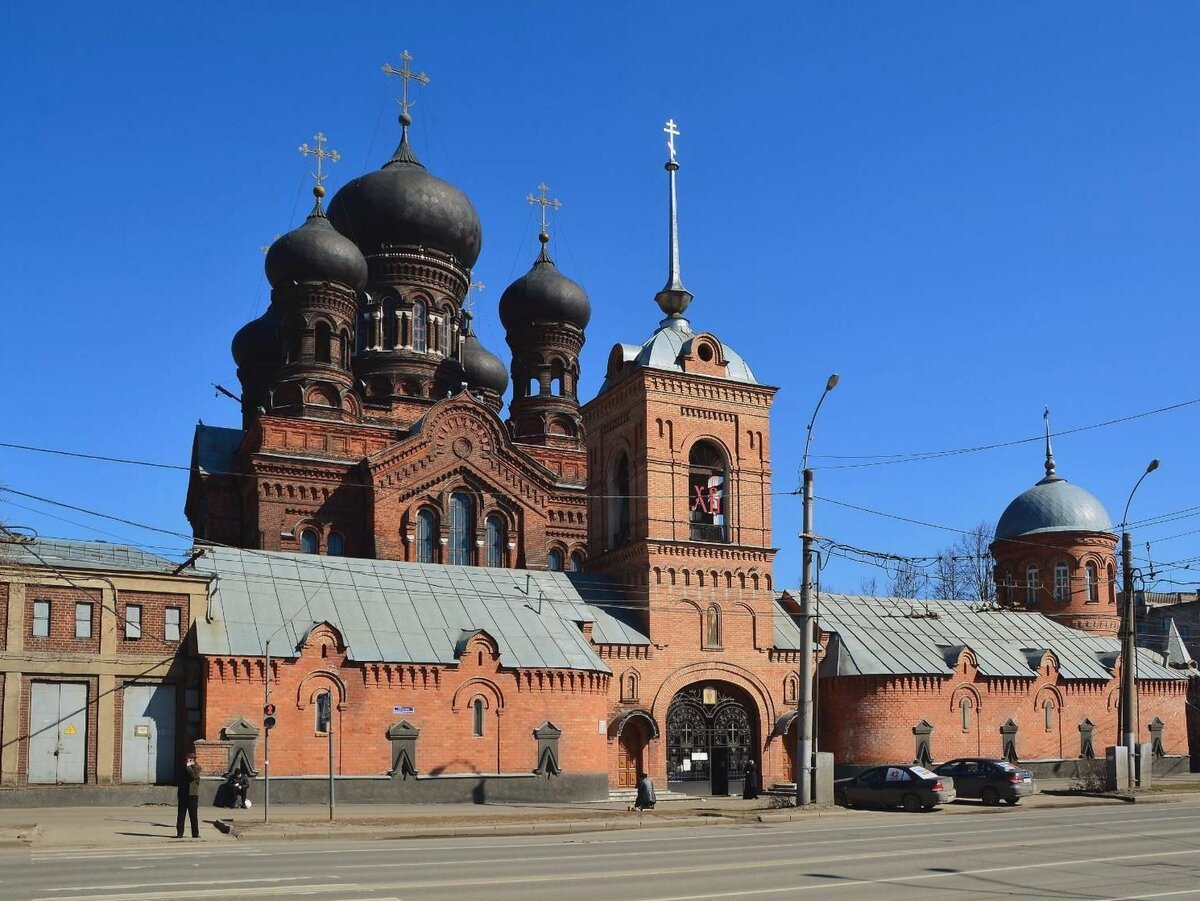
(326, 132), (482, 268)
(265, 209), (368, 291)
(498, 244), (591, 331)
(231, 306), (281, 369)
(461, 332), (509, 396)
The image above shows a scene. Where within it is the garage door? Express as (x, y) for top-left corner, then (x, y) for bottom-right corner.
(28, 682), (87, 784)
(121, 684), (176, 784)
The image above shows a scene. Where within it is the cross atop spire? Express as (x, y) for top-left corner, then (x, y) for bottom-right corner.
(465, 280), (485, 318)
(298, 132), (340, 213)
(1041, 407), (1059, 482)
(527, 183), (562, 258)
(655, 117), (692, 319)
(382, 50), (430, 124)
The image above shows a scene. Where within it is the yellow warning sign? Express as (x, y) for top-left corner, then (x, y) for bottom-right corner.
(63, 724), (77, 736)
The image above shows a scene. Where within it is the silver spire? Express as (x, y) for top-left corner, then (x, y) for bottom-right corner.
(655, 118), (693, 319)
(1041, 407), (1059, 482)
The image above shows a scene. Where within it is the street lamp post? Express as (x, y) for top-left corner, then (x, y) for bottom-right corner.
(1119, 459), (1159, 777)
(797, 373), (838, 807)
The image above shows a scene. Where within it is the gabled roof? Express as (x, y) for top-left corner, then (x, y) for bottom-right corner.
(194, 547), (612, 673)
(811, 594), (1182, 682)
(1165, 618), (1196, 669)
(1, 536), (176, 575)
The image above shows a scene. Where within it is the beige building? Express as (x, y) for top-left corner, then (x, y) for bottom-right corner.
(0, 537), (207, 787)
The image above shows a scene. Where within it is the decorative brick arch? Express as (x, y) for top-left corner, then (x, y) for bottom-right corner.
(451, 677), (505, 712)
(649, 661), (776, 751)
(296, 670), (348, 710)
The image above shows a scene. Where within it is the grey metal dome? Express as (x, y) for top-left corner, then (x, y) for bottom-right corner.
(326, 130), (481, 269)
(499, 242), (591, 331)
(264, 207), (368, 292)
(995, 476), (1114, 541)
(599, 316), (757, 393)
(461, 332), (509, 396)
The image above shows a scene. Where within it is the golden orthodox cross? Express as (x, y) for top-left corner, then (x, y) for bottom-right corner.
(526, 183), (562, 234)
(381, 50), (430, 117)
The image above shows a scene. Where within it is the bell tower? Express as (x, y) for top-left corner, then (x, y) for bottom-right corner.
(584, 120), (777, 643)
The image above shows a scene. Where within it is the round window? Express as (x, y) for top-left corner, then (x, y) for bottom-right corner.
(697, 343), (714, 362)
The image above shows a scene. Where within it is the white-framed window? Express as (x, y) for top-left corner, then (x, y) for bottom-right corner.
(412, 301), (427, 353)
(1054, 563), (1070, 603)
(75, 602), (92, 639)
(1085, 562), (1099, 603)
(1025, 566), (1039, 606)
(165, 607), (181, 642)
(32, 600), (50, 638)
(125, 604), (142, 640)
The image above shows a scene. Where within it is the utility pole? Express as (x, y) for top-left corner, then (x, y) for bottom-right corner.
(797, 374), (838, 807)
(263, 639), (271, 824)
(1118, 459), (1158, 786)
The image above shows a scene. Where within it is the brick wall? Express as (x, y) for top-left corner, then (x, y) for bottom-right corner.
(24, 584), (102, 654)
(0, 582), (7, 651)
(117, 591), (190, 656)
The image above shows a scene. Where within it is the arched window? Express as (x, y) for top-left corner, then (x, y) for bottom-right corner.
(300, 529), (318, 554)
(1054, 563), (1070, 602)
(960, 696), (973, 731)
(315, 689), (332, 734)
(1085, 562), (1099, 603)
(621, 672), (639, 701)
(547, 548), (563, 572)
(689, 441), (727, 542)
(412, 301), (427, 353)
(327, 532), (344, 557)
(416, 509), (436, 564)
(784, 674), (798, 703)
(339, 329), (351, 367)
(609, 452), (631, 549)
(569, 551), (584, 573)
(314, 322), (332, 364)
(1025, 566), (1039, 606)
(472, 697), (485, 737)
(705, 605), (721, 648)
(1044, 698), (1055, 732)
(440, 315), (452, 357)
(449, 492), (472, 566)
(485, 515), (505, 568)
(1001, 569), (1014, 605)
(1107, 563), (1116, 604)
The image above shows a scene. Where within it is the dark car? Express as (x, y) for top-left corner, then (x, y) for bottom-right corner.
(934, 758), (1036, 805)
(834, 764), (956, 811)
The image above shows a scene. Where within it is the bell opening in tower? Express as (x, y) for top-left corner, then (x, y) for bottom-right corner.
(689, 441), (727, 543)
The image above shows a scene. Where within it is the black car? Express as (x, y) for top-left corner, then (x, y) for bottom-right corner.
(834, 764), (956, 811)
(934, 758), (1037, 805)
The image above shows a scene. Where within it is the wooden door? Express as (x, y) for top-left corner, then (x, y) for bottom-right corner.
(617, 719), (646, 788)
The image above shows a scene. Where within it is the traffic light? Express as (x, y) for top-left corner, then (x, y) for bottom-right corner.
(263, 702), (277, 730)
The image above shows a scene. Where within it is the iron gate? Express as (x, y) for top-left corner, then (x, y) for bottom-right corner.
(666, 685), (754, 795)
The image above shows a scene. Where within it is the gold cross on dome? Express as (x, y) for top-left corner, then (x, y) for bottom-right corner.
(298, 133), (340, 189)
(526, 183), (562, 234)
(381, 50), (430, 117)
(465, 280), (485, 316)
(664, 118), (680, 164)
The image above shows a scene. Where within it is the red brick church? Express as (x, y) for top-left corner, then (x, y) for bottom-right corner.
(180, 62), (1190, 801)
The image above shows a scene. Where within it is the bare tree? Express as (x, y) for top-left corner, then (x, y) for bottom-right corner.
(859, 574), (879, 597)
(955, 521), (996, 603)
(889, 560), (926, 599)
(931, 550), (963, 600)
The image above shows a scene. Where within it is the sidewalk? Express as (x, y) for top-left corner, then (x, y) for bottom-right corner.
(2, 785), (1197, 850)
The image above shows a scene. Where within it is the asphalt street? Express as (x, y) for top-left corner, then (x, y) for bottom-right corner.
(6, 800), (1200, 901)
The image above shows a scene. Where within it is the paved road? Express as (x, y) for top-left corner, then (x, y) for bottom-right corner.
(6, 800), (1200, 901)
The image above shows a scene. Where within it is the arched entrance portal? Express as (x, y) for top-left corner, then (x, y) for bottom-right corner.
(617, 717), (648, 789)
(667, 682), (758, 796)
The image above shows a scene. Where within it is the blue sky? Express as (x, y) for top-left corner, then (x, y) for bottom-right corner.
(2, 2), (1199, 594)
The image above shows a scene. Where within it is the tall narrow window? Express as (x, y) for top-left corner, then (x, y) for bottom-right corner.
(125, 604), (142, 640)
(1054, 563), (1070, 602)
(440, 314), (451, 357)
(472, 697), (485, 737)
(705, 605), (721, 648)
(412, 301), (427, 353)
(449, 492), (472, 565)
(609, 452), (631, 549)
(1025, 566), (1039, 606)
(75, 602), (92, 639)
(485, 515), (504, 568)
(32, 600), (50, 637)
(960, 696), (973, 731)
(1085, 562), (1099, 603)
(416, 509), (436, 564)
(569, 551), (584, 573)
(300, 530), (319, 554)
(547, 548), (563, 572)
(1043, 699), (1055, 732)
(689, 441), (728, 542)
(165, 607), (181, 642)
(327, 532), (345, 557)
(1107, 564), (1115, 603)
(314, 322), (332, 363)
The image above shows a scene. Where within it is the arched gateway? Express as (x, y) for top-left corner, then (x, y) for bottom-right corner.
(666, 682), (758, 796)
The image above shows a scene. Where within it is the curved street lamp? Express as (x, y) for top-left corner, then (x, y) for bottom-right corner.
(1119, 459), (1159, 780)
(797, 373), (838, 807)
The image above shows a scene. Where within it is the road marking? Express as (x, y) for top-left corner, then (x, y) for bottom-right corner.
(45, 876), (322, 892)
(634, 847), (1200, 900)
(35, 885), (359, 901)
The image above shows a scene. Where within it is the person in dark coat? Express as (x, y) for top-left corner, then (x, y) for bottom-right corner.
(176, 752), (202, 838)
(633, 771), (656, 812)
(742, 760), (760, 800)
(229, 768), (251, 810)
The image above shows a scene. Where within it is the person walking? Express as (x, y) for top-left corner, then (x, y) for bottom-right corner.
(633, 771), (656, 813)
(176, 752), (202, 838)
(742, 760), (760, 800)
